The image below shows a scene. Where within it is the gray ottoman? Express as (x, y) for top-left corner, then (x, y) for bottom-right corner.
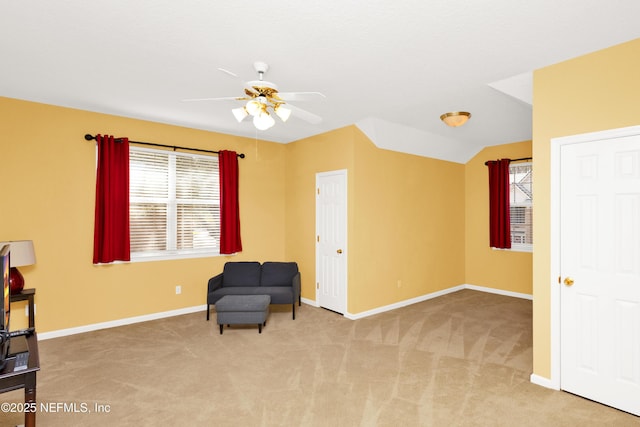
(215, 295), (271, 334)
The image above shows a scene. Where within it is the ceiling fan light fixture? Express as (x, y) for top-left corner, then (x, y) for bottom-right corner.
(274, 105), (292, 122)
(440, 111), (471, 127)
(253, 111), (275, 130)
(245, 99), (263, 116)
(200, 61), (322, 131)
(231, 107), (248, 122)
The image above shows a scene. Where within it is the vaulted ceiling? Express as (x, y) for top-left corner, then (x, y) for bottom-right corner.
(1, 1), (639, 163)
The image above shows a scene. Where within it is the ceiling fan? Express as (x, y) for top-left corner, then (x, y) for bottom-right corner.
(184, 61), (325, 130)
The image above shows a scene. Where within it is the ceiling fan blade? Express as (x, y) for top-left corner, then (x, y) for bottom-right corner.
(287, 104), (323, 124)
(217, 67), (259, 96)
(276, 92), (326, 102)
(217, 67), (238, 78)
(182, 96), (248, 102)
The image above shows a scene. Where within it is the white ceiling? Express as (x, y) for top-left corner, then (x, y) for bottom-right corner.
(1, 1), (639, 163)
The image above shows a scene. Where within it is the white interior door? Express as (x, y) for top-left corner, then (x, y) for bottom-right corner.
(316, 170), (347, 314)
(559, 131), (640, 416)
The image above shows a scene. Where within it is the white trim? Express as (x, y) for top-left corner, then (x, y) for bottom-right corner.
(301, 297), (318, 307)
(38, 284), (533, 340)
(38, 305), (207, 340)
(315, 169), (348, 315)
(130, 250), (225, 263)
(530, 373), (559, 390)
(492, 245), (533, 253)
(552, 125), (640, 145)
(464, 284), (533, 300)
(344, 285), (464, 319)
(550, 131), (563, 391)
(549, 125), (640, 392)
(306, 283), (532, 320)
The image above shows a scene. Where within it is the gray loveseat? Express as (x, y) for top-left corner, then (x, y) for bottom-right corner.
(206, 261), (301, 320)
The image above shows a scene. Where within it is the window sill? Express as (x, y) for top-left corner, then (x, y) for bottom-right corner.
(492, 245), (533, 253)
(131, 250), (225, 263)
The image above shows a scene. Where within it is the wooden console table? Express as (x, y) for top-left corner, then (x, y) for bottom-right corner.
(0, 333), (40, 427)
(10, 288), (35, 328)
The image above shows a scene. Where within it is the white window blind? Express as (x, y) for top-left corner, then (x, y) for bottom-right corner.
(129, 147), (220, 260)
(508, 162), (533, 252)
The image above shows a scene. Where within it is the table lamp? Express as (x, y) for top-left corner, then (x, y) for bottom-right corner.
(0, 240), (36, 294)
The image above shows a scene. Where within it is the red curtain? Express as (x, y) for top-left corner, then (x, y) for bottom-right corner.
(487, 158), (511, 249)
(93, 135), (131, 263)
(219, 150), (242, 254)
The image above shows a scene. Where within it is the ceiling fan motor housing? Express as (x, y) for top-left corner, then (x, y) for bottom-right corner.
(253, 61), (269, 76)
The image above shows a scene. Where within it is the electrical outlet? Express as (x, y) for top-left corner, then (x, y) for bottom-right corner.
(397, 280), (402, 288)
(175, 285), (182, 295)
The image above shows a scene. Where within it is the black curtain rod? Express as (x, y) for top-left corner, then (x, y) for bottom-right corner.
(84, 134), (245, 158)
(484, 157), (532, 166)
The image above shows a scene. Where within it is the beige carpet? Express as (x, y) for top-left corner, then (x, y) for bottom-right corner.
(2, 289), (638, 426)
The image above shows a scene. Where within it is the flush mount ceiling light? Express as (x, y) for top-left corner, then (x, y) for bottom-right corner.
(440, 111), (471, 127)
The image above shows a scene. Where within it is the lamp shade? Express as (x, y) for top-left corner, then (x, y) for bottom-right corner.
(274, 105), (292, 122)
(0, 240), (36, 267)
(231, 107), (248, 122)
(253, 112), (275, 130)
(245, 100), (262, 116)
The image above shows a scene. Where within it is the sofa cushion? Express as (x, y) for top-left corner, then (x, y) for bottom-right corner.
(257, 286), (294, 304)
(210, 286), (293, 305)
(208, 287), (251, 304)
(222, 262), (262, 287)
(260, 262), (298, 287)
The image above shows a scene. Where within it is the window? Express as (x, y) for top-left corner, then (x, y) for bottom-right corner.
(129, 147), (220, 261)
(508, 162), (533, 252)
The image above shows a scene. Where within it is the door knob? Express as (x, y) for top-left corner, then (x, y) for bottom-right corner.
(563, 277), (574, 286)
(337, 249), (343, 254)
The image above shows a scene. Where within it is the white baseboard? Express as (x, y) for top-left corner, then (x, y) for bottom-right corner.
(38, 305), (208, 340)
(464, 284), (533, 300)
(344, 285), (466, 320)
(341, 284), (532, 320)
(300, 297), (318, 307)
(530, 373), (560, 390)
(39, 284), (532, 340)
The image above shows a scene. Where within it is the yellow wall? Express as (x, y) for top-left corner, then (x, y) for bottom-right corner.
(284, 126), (356, 307)
(2, 95), (533, 333)
(350, 130), (465, 313)
(465, 141), (533, 295)
(1, 97), (287, 333)
(532, 38), (640, 379)
(285, 126), (466, 315)
(13, 37), (636, 382)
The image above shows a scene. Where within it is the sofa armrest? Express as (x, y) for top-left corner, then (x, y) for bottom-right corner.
(207, 273), (224, 294)
(292, 271), (301, 304)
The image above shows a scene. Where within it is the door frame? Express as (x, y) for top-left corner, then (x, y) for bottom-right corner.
(549, 125), (640, 390)
(315, 169), (348, 313)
